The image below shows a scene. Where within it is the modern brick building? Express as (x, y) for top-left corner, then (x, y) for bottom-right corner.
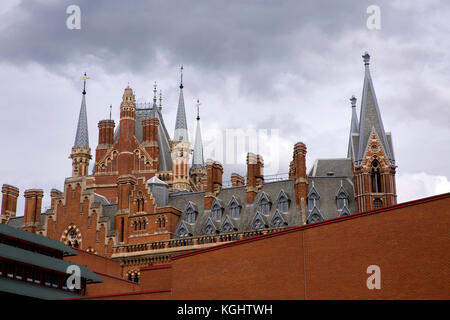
(1, 53), (400, 283)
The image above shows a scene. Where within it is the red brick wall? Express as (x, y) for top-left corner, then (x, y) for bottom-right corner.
(139, 264), (172, 291)
(169, 194), (450, 300)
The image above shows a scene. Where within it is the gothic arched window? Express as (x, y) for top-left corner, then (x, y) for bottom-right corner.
(371, 160), (382, 193)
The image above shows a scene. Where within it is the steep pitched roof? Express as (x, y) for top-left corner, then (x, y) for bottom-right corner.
(73, 93), (89, 148)
(192, 118), (204, 166)
(113, 107), (173, 171)
(356, 52), (394, 165)
(347, 95), (359, 159)
(173, 86), (189, 143)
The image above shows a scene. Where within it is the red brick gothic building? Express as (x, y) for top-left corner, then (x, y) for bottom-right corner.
(1, 53), (398, 281)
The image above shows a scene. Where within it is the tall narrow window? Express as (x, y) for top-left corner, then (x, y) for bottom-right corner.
(308, 193), (319, 211)
(277, 196), (289, 213)
(337, 193), (348, 210)
(259, 196), (271, 215)
(371, 161), (382, 193)
(230, 202), (240, 219)
(212, 204), (222, 221)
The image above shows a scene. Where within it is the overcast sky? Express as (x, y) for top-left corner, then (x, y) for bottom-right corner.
(0, 0), (449, 215)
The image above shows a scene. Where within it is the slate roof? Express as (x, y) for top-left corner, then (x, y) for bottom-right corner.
(192, 118), (204, 166)
(73, 93), (89, 148)
(113, 106), (173, 171)
(355, 53), (394, 165)
(173, 87), (189, 142)
(307, 158), (357, 219)
(309, 158), (353, 177)
(170, 180), (303, 237)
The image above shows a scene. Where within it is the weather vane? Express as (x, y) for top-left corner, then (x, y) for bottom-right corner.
(81, 72), (89, 95)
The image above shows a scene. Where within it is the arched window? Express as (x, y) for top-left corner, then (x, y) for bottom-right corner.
(134, 273), (139, 283)
(371, 161), (382, 193)
(128, 273), (132, 281)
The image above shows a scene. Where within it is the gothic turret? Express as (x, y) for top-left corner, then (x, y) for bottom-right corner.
(70, 73), (92, 177)
(190, 99), (206, 191)
(173, 66), (189, 143)
(171, 66), (192, 191)
(351, 53), (397, 212)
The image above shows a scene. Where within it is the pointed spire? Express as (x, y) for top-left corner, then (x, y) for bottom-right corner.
(109, 104), (112, 120)
(159, 90), (162, 110)
(180, 65), (184, 89)
(74, 73), (89, 148)
(173, 66), (189, 142)
(347, 95), (359, 158)
(356, 52), (394, 164)
(192, 99), (204, 167)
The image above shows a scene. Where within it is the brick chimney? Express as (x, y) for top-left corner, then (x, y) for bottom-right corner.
(23, 189), (44, 233)
(246, 153), (264, 204)
(50, 188), (63, 210)
(231, 173), (245, 187)
(292, 142), (308, 220)
(96, 119), (115, 164)
(204, 159), (223, 210)
(142, 118), (159, 171)
(256, 154), (264, 188)
(1, 184), (19, 223)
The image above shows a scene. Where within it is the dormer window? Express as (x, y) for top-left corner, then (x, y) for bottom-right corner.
(186, 207), (196, 224)
(185, 202), (198, 224)
(307, 183), (320, 211)
(307, 192), (319, 211)
(337, 192), (348, 210)
(212, 203), (222, 221)
(277, 190), (289, 213)
(229, 196), (241, 219)
(259, 193), (271, 216)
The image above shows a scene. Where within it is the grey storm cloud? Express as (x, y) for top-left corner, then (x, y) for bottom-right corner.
(0, 0), (449, 214)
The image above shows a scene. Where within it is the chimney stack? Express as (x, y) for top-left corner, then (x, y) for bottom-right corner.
(23, 189), (44, 233)
(231, 173), (245, 187)
(1, 184), (19, 223)
(246, 153), (264, 204)
(292, 142), (308, 217)
(142, 118), (159, 170)
(96, 119), (115, 164)
(204, 159), (223, 210)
